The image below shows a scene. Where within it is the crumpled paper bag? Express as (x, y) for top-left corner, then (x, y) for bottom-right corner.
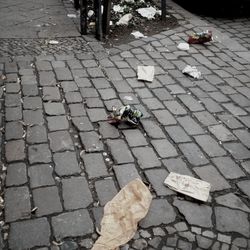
(92, 178), (152, 250)
(137, 66), (155, 82)
(164, 172), (211, 202)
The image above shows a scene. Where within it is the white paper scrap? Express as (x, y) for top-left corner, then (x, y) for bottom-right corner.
(177, 42), (190, 51)
(136, 7), (157, 19)
(137, 66), (155, 82)
(67, 13), (77, 18)
(164, 172), (211, 202)
(48, 40), (59, 45)
(116, 14), (132, 26)
(182, 65), (201, 79)
(131, 31), (146, 39)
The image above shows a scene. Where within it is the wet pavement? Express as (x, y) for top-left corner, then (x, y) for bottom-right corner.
(0, 0), (250, 249)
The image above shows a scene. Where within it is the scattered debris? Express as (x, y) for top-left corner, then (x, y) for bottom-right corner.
(88, 10), (94, 18)
(136, 6), (158, 19)
(31, 207), (38, 214)
(48, 40), (59, 45)
(164, 172), (211, 202)
(131, 31), (147, 38)
(116, 13), (133, 25)
(188, 30), (213, 44)
(113, 5), (125, 13)
(108, 105), (143, 125)
(182, 65), (201, 79)
(137, 65), (155, 82)
(123, 95), (133, 101)
(0, 75), (6, 80)
(92, 179), (152, 250)
(67, 13), (77, 18)
(177, 42), (190, 51)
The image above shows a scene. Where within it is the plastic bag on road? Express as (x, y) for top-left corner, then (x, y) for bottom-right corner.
(92, 179), (152, 250)
(182, 65), (201, 79)
(164, 172), (211, 202)
(188, 30), (213, 44)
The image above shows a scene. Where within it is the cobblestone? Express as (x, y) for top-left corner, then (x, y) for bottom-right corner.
(6, 162), (27, 187)
(49, 131), (74, 152)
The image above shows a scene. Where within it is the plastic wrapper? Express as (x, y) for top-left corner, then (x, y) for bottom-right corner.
(92, 178), (152, 250)
(164, 172), (211, 202)
(182, 65), (201, 79)
(188, 30), (212, 44)
(108, 105), (143, 125)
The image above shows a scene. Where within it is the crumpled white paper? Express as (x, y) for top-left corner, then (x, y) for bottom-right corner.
(113, 5), (124, 13)
(164, 172), (211, 202)
(177, 42), (190, 51)
(116, 13), (133, 25)
(137, 66), (155, 82)
(88, 10), (94, 17)
(136, 7), (157, 19)
(182, 65), (201, 79)
(131, 31), (146, 39)
(67, 13), (77, 18)
(48, 40), (59, 45)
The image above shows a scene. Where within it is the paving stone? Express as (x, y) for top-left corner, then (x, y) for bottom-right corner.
(140, 199), (176, 228)
(177, 116), (204, 135)
(28, 164), (55, 188)
(98, 88), (117, 100)
(174, 222), (188, 232)
(75, 77), (92, 88)
(142, 98), (164, 110)
(47, 116), (69, 131)
(215, 193), (250, 213)
(33, 186), (62, 216)
(80, 131), (104, 152)
(241, 160), (250, 174)
(224, 143), (250, 160)
(233, 129), (250, 148)
(61, 81), (78, 92)
(23, 110), (44, 125)
(164, 100), (187, 115)
(152, 88), (173, 101)
(106, 139), (134, 164)
(28, 144), (51, 164)
(132, 238), (148, 249)
(215, 206), (250, 237)
(87, 67), (105, 78)
(23, 96), (42, 110)
(49, 131), (74, 152)
(132, 147), (161, 169)
(212, 157), (245, 179)
(5, 140), (25, 162)
(53, 151), (81, 176)
(112, 80), (133, 93)
(173, 199), (212, 227)
(87, 108), (107, 122)
(200, 98), (224, 113)
(166, 234), (178, 247)
(196, 235), (213, 249)
(9, 218), (50, 249)
(194, 165), (230, 191)
(62, 177), (93, 209)
(65, 91), (82, 103)
(81, 153), (108, 178)
(6, 83), (21, 93)
(151, 139), (178, 158)
(141, 119), (165, 139)
(60, 241), (78, 250)
(69, 103), (86, 116)
(178, 95), (204, 112)
(39, 71), (56, 86)
(223, 103), (247, 116)
(52, 61), (65, 68)
(98, 122), (119, 138)
(113, 164), (140, 188)
(79, 238), (94, 249)
(145, 169), (173, 195)
(165, 126), (191, 143)
(202, 230), (215, 238)
(55, 68), (73, 81)
(135, 88), (153, 99)
(178, 231), (196, 242)
(104, 99), (123, 111)
(179, 143), (209, 166)
(166, 84), (186, 94)
(237, 180), (250, 198)
(27, 125), (47, 144)
(232, 237), (248, 248)
(5, 94), (21, 107)
(119, 93), (140, 105)
(80, 88), (99, 98)
(95, 179), (118, 206)
(36, 61), (52, 71)
(44, 103), (65, 115)
(22, 85), (39, 96)
(86, 97), (104, 108)
(43, 87), (61, 101)
(92, 78), (111, 89)
(123, 130), (148, 147)
(72, 116), (93, 131)
(209, 91), (230, 103)
(194, 135), (226, 157)
(208, 124), (236, 142)
(212, 241), (221, 250)
(5, 121), (23, 140)
(239, 116), (250, 129)
(5, 186), (31, 222)
(6, 162), (27, 186)
(52, 210), (94, 240)
(230, 93), (250, 107)
(6, 106), (22, 121)
(162, 158), (193, 176)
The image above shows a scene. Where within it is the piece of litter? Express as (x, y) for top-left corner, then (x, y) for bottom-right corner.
(107, 105), (143, 125)
(137, 66), (155, 82)
(131, 31), (147, 39)
(182, 65), (201, 79)
(188, 30), (213, 44)
(123, 96), (133, 101)
(116, 13), (133, 25)
(92, 179), (152, 250)
(67, 13), (77, 18)
(164, 172), (211, 202)
(48, 40), (59, 45)
(136, 7), (158, 19)
(177, 42), (190, 51)
(113, 5), (124, 13)
(88, 10), (94, 17)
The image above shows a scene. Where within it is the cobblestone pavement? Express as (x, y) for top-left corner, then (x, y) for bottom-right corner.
(1, 0), (250, 249)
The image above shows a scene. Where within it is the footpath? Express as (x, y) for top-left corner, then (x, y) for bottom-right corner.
(0, 0), (250, 249)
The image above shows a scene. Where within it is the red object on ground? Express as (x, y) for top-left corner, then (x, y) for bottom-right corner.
(188, 30), (213, 44)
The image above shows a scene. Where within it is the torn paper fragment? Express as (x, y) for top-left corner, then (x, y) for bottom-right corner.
(177, 42), (190, 51)
(164, 172), (211, 202)
(88, 10), (94, 17)
(92, 179), (152, 250)
(116, 13), (133, 25)
(137, 7), (157, 19)
(67, 13), (77, 18)
(131, 31), (146, 39)
(48, 40), (59, 45)
(113, 5), (124, 13)
(182, 65), (201, 79)
(137, 66), (155, 82)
